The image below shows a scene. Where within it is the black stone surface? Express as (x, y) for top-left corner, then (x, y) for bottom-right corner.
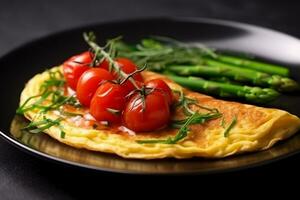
(1, 0), (300, 198)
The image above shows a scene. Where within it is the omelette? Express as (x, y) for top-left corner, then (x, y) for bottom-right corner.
(18, 66), (300, 159)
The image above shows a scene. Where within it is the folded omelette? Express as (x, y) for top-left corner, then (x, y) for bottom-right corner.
(19, 66), (300, 159)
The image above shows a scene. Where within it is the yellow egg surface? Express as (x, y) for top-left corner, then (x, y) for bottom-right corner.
(19, 66), (300, 159)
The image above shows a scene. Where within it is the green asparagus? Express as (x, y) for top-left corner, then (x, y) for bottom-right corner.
(166, 74), (280, 103)
(114, 37), (299, 102)
(168, 63), (299, 92)
(214, 54), (289, 77)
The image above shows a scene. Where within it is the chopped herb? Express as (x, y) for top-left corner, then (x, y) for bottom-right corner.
(220, 117), (226, 128)
(22, 116), (63, 134)
(223, 116), (237, 137)
(59, 109), (83, 117)
(16, 91), (52, 114)
(17, 89), (81, 115)
(64, 95), (82, 108)
(60, 130), (66, 139)
(16, 69), (76, 115)
(40, 94), (79, 113)
(40, 70), (65, 91)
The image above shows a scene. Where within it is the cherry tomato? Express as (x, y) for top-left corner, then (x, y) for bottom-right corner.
(63, 51), (93, 90)
(115, 58), (143, 81)
(116, 58), (144, 93)
(146, 79), (173, 105)
(99, 58), (143, 92)
(97, 59), (110, 70)
(76, 68), (114, 107)
(90, 82), (127, 123)
(123, 91), (170, 132)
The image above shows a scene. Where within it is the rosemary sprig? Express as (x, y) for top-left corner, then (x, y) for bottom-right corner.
(137, 111), (221, 144)
(83, 32), (140, 89)
(115, 38), (214, 71)
(171, 112), (222, 128)
(151, 35), (217, 58)
(172, 89), (219, 115)
(137, 89), (222, 144)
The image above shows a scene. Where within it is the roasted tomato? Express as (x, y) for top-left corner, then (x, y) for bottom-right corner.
(99, 58), (143, 92)
(123, 90), (170, 132)
(145, 79), (173, 105)
(90, 82), (127, 123)
(76, 68), (114, 107)
(62, 51), (93, 90)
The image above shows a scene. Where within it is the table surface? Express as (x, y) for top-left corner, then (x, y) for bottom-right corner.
(1, 0), (300, 198)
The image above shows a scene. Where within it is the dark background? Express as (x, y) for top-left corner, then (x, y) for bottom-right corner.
(1, 0), (300, 199)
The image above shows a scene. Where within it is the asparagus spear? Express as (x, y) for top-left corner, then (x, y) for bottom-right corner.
(199, 59), (299, 92)
(214, 54), (289, 77)
(115, 38), (299, 92)
(166, 74), (280, 103)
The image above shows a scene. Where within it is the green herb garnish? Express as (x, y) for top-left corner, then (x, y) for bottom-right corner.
(83, 32), (140, 89)
(58, 109), (83, 117)
(171, 112), (222, 128)
(137, 111), (221, 144)
(60, 130), (66, 139)
(115, 38), (213, 72)
(136, 88), (222, 144)
(16, 69), (81, 115)
(220, 117), (226, 128)
(40, 70), (65, 90)
(223, 116), (237, 137)
(16, 91), (52, 114)
(22, 116), (64, 134)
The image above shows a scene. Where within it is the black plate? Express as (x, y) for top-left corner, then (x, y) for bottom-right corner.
(1, 17), (300, 175)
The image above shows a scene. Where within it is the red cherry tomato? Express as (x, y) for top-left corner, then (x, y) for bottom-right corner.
(116, 58), (143, 81)
(97, 59), (110, 70)
(116, 58), (144, 93)
(123, 91), (170, 132)
(63, 51), (93, 90)
(90, 82), (127, 123)
(76, 68), (114, 107)
(98, 58), (143, 92)
(146, 79), (173, 105)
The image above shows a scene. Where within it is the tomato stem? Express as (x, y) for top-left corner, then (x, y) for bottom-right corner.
(83, 32), (141, 90)
(119, 64), (147, 85)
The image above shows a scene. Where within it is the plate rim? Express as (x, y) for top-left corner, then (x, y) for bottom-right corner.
(2, 129), (300, 175)
(1, 16), (300, 175)
(1, 16), (299, 61)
